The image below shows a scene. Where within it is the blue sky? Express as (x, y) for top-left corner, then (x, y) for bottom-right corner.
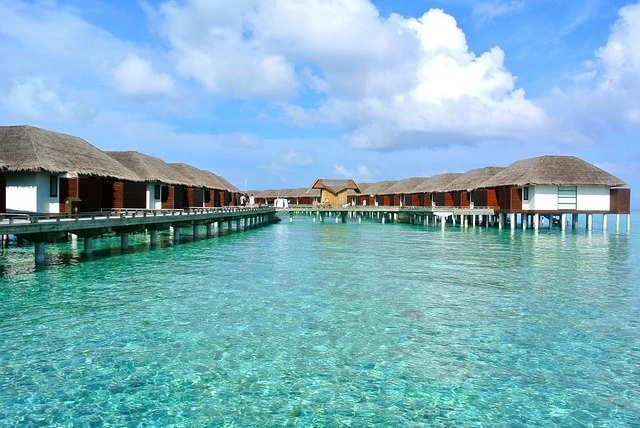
(1, 0), (639, 206)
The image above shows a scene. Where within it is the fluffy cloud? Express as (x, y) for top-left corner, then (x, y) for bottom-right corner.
(1, 77), (93, 122)
(156, 1), (545, 149)
(334, 164), (373, 181)
(594, 2), (640, 125)
(547, 2), (640, 134)
(109, 54), (176, 98)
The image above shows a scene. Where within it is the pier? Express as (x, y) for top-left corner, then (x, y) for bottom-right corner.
(278, 205), (496, 227)
(0, 207), (277, 265)
(278, 204), (631, 231)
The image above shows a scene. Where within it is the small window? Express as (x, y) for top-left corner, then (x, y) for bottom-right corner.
(50, 175), (58, 197)
(523, 186), (529, 201)
(154, 184), (161, 200)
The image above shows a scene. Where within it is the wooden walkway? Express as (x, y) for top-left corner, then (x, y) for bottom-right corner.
(277, 205), (496, 226)
(1, 207), (277, 264)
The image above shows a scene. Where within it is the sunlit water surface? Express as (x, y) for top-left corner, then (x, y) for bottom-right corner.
(1, 214), (639, 426)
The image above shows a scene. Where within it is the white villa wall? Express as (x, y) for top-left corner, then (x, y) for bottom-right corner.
(577, 186), (610, 211)
(6, 172), (59, 213)
(146, 183), (163, 209)
(524, 186), (557, 211)
(521, 185), (611, 212)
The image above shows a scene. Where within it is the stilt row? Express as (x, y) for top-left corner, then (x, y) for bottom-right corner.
(3, 210), (278, 266)
(283, 209), (632, 233)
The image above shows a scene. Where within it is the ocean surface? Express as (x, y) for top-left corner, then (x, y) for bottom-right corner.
(1, 213), (639, 426)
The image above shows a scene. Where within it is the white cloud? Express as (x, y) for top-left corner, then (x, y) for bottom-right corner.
(334, 164), (374, 181)
(550, 2), (640, 133)
(473, 1), (525, 23)
(594, 2), (640, 115)
(1, 77), (93, 122)
(155, 1), (545, 150)
(282, 150), (313, 166)
(109, 54), (176, 98)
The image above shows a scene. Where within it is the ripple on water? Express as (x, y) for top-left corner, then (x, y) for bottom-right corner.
(1, 218), (639, 426)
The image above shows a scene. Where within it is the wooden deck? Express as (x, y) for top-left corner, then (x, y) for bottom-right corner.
(277, 204), (495, 216)
(1, 207), (277, 241)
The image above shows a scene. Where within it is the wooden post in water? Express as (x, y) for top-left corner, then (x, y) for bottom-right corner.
(121, 234), (128, 251)
(150, 230), (158, 246)
(35, 242), (45, 265)
(84, 237), (93, 255)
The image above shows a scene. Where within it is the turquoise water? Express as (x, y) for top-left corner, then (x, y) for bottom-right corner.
(1, 214), (639, 426)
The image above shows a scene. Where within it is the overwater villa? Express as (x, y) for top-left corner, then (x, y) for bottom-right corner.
(0, 125), (141, 214)
(0, 125), (241, 214)
(309, 179), (360, 207)
(105, 151), (197, 210)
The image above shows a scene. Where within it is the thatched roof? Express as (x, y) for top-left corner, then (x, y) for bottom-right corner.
(410, 173), (462, 193)
(310, 179), (360, 194)
(348, 182), (371, 196)
(0, 125), (139, 181)
(107, 151), (193, 186)
(201, 170), (234, 192)
(168, 163), (224, 189)
(478, 155), (627, 188)
(441, 167), (505, 192)
(210, 173), (240, 193)
(383, 177), (430, 195)
(361, 180), (398, 195)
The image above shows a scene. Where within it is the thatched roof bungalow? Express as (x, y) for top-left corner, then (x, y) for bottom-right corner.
(167, 163), (229, 208)
(0, 125), (140, 213)
(436, 167), (505, 208)
(0, 159), (6, 213)
(409, 173), (462, 207)
(477, 155), (629, 213)
(107, 151), (194, 210)
(381, 177), (430, 206)
(358, 180), (397, 206)
(309, 179), (360, 207)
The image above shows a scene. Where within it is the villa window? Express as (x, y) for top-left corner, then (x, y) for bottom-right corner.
(523, 186), (529, 201)
(154, 184), (161, 200)
(558, 186), (577, 210)
(50, 175), (58, 197)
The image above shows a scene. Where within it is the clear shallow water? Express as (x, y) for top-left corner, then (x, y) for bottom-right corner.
(1, 215), (639, 426)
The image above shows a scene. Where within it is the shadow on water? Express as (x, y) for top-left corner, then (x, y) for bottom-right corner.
(0, 228), (244, 279)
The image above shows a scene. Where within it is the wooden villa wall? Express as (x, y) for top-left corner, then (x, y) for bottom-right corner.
(423, 193), (432, 207)
(410, 194), (420, 206)
(204, 189), (215, 207)
(123, 182), (146, 209)
(186, 188), (204, 208)
(0, 172), (5, 213)
(101, 180), (115, 209)
(161, 185), (176, 209)
(433, 193), (455, 207)
(610, 188), (631, 214)
(498, 187), (523, 211)
(453, 191), (470, 207)
(58, 177), (79, 213)
(77, 177), (102, 212)
(474, 189), (499, 208)
(320, 189), (349, 207)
